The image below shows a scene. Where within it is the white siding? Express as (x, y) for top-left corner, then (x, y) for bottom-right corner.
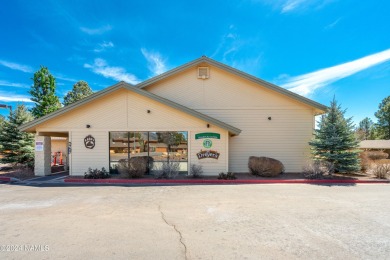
(190, 130), (228, 175)
(70, 131), (109, 176)
(37, 89), (128, 131)
(35, 88), (229, 176)
(200, 109), (313, 172)
(145, 64), (316, 173)
(145, 64), (313, 109)
(37, 89), (211, 132)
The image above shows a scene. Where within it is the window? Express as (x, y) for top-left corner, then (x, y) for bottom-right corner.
(109, 131), (187, 174)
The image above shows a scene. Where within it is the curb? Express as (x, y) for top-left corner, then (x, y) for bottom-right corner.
(64, 178), (390, 185)
(0, 176), (21, 182)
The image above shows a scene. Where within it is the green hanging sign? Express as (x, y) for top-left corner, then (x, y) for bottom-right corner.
(195, 132), (220, 140)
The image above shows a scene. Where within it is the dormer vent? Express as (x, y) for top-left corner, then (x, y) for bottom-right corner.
(198, 67), (209, 79)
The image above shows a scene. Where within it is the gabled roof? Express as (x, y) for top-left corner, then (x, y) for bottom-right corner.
(359, 140), (390, 149)
(19, 82), (242, 135)
(136, 56), (328, 113)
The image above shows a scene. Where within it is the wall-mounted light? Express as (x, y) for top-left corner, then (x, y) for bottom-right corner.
(86, 124), (91, 128)
(268, 117), (272, 120)
(207, 124), (210, 128)
(147, 110), (151, 113)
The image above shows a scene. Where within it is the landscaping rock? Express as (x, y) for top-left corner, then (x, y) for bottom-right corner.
(248, 156), (285, 177)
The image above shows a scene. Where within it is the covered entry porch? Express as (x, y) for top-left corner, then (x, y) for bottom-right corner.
(35, 132), (69, 176)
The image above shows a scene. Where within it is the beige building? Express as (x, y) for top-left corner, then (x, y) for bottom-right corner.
(20, 56), (327, 176)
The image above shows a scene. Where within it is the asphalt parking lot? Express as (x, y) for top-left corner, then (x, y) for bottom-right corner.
(0, 183), (389, 259)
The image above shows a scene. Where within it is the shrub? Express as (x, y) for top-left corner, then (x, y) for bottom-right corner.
(359, 152), (373, 173)
(218, 172), (236, 180)
(9, 164), (34, 179)
(109, 164), (119, 174)
(302, 161), (334, 179)
(188, 164), (203, 178)
(153, 161), (180, 179)
(117, 156), (153, 178)
(366, 151), (389, 161)
(248, 156), (284, 177)
(84, 167), (110, 179)
(370, 164), (390, 179)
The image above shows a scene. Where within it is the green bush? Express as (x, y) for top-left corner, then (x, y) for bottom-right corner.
(218, 172), (236, 180)
(84, 167), (110, 179)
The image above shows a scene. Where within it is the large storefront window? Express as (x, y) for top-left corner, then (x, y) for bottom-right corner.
(149, 131), (188, 172)
(109, 131), (187, 174)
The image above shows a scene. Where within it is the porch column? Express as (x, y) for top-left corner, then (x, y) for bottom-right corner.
(65, 137), (69, 171)
(34, 136), (51, 176)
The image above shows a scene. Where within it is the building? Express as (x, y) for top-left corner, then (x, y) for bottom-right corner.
(20, 56), (327, 176)
(359, 140), (390, 157)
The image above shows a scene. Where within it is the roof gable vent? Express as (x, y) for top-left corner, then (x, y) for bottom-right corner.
(197, 67), (209, 79)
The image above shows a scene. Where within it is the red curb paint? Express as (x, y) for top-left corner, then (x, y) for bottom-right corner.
(64, 178), (390, 185)
(0, 177), (12, 182)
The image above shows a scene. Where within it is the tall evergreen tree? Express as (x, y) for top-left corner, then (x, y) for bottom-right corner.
(309, 98), (360, 173)
(63, 80), (93, 106)
(356, 117), (374, 140)
(0, 115), (4, 151)
(374, 95), (390, 139)
(29, 66), (61, 118)
(0, 105), (35, 168)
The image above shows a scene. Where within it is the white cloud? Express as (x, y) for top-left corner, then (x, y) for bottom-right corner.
(141, 48), (167, 76)
(0, 80), (29, 88)
(93, 41), (114, 52)
(281, 0), (307, 13)
(80, 25), (112, 35)
(53, 73), (78, 82)
(0, 92), (33, 103)
(281, 48), (390, 96)
(211, 25), (242, 62)
(256, 0), (334, 13)
(324, 17), (341, 30)
(84, 58), (139, 84)
(0, 60), (33, 73)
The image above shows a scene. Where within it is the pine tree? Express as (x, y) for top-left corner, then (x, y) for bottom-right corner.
(0, 105), (35, 168)
(63, 80), (93, 106)
(0, 115), (4, 151)
(356, 117), (374, 141)
(374, 95), (390, 139)
(29, 66), (61, 118)
(309, 98), (360, 173)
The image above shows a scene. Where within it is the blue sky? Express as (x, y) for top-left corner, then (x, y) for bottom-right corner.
(0, 0), (389, 125)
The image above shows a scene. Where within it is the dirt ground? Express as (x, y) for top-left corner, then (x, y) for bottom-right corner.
(0, 163), (34, 180)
